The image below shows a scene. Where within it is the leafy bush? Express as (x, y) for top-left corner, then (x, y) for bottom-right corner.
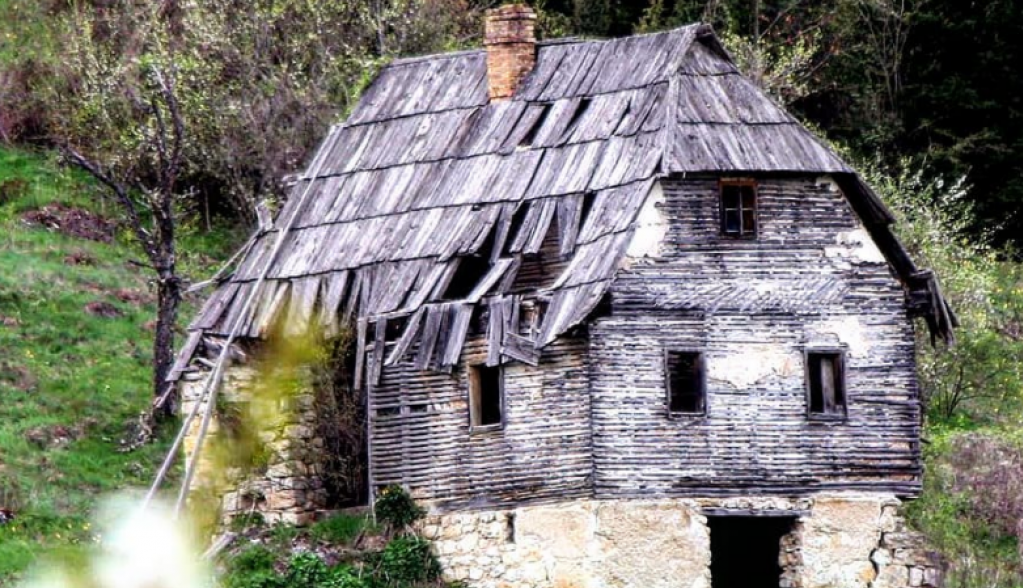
(285, 552), (331, 587)
(374, 485), (425, 532)
(379, 535), (441, 585)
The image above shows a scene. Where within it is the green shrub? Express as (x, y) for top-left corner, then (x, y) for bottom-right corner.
(285, 552), (330, 587)
(223, 545), (281, 588)
(379, 535), (441, 584)
(323, 565), (371, 588)
(310, 513), (367, 545)
(374, 486), (425, 531)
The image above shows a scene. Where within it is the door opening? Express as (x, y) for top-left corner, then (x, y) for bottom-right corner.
(708, 515), (794, 588)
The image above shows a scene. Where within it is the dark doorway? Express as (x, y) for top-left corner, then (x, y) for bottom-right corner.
(708, 515), (794, 588)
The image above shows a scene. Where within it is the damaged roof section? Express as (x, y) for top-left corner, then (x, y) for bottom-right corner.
(175, 24), (953, 384)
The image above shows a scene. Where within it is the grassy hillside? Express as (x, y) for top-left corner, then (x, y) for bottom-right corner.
(0, 147), (239, 583)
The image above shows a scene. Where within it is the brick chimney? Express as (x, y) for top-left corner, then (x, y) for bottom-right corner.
(484, 4), (537, 101)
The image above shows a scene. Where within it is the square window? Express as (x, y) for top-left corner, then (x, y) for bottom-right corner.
(806, 351), (846, 417)
(666, 350), (706, 415)
(469, 364), (503, 428)
(720, 181), (758, 238)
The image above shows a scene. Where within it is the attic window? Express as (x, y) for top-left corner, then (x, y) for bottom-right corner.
(666, 350), (705, 415)
(720, 181), (757, 238)
(806, 350), (846, 418)
(469, 364), (503, 429)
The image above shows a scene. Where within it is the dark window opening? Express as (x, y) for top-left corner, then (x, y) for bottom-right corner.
(807, 351), (846, 417)
(720, 181), (757, 238)
(469, 364), (503, 428)
(384, 316), (407, 342)
(442, 255), (492, 300)
(666, 350), (705, 414)
(519, 103), (552, 147)
(376, 406), (400, 417)
(561, 97), (592, 141)
(505, 202), (530, 257)
(506, 513), (516, 543)
(709, 516), (794, 588)
(580, 191), (597, 230)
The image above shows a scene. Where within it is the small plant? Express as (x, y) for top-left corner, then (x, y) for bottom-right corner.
(374, 485), (425, 532)
(379, 535), (441, 584)
(267, 521), (301, 547)
(310, 512), (367, 545)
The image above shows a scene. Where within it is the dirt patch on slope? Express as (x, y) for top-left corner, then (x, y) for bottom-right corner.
(22, 203), (116, 243)
(84, 300), (122, 318)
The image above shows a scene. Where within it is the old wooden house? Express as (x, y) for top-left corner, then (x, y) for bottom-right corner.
(173, 5), (953, 588)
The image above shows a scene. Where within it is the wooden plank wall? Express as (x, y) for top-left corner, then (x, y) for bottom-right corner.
(369, 334), (593, 510)
(590, 175), (922, 498)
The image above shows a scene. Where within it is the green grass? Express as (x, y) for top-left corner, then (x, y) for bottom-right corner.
(0, 147), (244, 583)
(309, 512), (369, 544)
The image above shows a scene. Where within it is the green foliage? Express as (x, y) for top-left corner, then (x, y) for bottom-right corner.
(379, 535), (442, 584)
(865, 164), (1023, 425)
(0, 0), (483, 223)
(223, 545), (282, 588)
(286, 552), (332, 587)
(374, 485), (426, 531)
(310, 513), (369, 545)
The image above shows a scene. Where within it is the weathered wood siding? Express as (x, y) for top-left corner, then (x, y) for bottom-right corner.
(370, 334), (592, 510)
(590, 174), (921, 498)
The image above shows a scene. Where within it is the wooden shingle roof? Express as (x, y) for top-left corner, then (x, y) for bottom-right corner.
(176, 24), (953, 382)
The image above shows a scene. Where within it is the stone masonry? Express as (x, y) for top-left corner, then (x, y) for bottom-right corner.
(417, 493), (944, 588)
(179, 363), (329, 526)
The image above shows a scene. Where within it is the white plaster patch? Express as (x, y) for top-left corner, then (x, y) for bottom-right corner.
(710, 345), (799, 390)
(825, 227), (887, 264)
(625, 181), (668, 259)
(810, 316), (872, 358)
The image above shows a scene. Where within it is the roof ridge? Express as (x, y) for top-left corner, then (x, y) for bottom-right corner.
(383, 23), (709, 69)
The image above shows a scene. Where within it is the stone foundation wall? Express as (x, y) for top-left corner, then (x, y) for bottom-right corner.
(417, 493), (944, 588)
(178, 364), (329, 525)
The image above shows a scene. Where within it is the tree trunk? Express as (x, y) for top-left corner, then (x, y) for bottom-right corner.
(153, 271), (181, 416)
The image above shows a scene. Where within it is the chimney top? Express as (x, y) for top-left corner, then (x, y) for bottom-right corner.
(484, 4), (537, 101)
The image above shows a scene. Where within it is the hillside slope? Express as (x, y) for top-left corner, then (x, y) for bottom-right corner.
(0, 148), (235, 583)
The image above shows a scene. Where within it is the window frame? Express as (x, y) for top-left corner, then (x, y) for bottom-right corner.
(664, 349), (708, 418)
(468, 363), (505, 432)
(804, 347), (848, 421)
(719, 179), (759, 239)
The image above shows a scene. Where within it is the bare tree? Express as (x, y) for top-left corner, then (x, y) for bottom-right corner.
(61, 63), (185, 415)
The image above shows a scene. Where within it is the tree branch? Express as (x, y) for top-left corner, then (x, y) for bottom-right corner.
(62, 146), (158, 263)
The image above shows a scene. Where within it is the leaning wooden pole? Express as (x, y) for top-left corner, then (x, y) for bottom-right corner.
(140, 125), (342, 516)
